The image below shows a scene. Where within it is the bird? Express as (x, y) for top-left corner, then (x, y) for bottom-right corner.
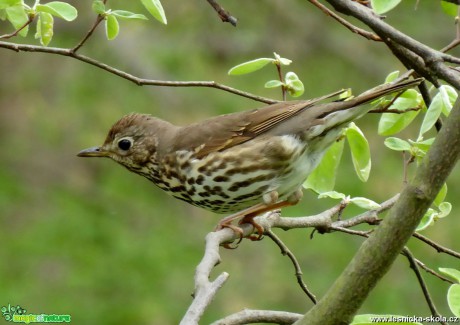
(78, 77), (422, 237)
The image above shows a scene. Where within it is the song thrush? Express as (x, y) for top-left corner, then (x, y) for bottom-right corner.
(78, 78), (422, 235)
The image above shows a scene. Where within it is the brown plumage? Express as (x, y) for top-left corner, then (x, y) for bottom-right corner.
(78, 78), (422, 231)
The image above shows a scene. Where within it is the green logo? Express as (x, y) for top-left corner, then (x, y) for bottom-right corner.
(1, 304), (71, 323)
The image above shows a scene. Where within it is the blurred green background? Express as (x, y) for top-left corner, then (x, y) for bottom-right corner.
(1, 1), (459, 324)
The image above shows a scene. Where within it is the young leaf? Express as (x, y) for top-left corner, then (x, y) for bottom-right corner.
(35, 12), (54, 46)
(285, 72), (304, 97)
(384, 70), (400, 83)
(346, 123), (371, 182)
(419, 91), (444, 138)
(433, 183), (447, 206)
(350, 197), (381, 210)
(0, 0), (21, 10)
(111, 10), (147, 20)
(273, 52), (292, 66)
(378, 89), (421, 136)
(304, 139), (345, 193)
(408, 137), (435, 152)
(447, 284), (460, 317)
(140, 0), (167, 24)
(264, 80), (283, 89)
(36, 2), (77, 21)
(441, 1), (458, 17)
(317, 191), (346, 200)
(92, 0), (105, 14)
(5, 4), (29, 36)
(439, 268), (460, 283)
(371, 0), (401, 14)
(438, 202), (452, 218)
(228, 58), (273, 75)
(384, 137), (411, 151)
(440, 85), (457, 115)
(105, 14), (119, 40)
(416, 208), (436, 231)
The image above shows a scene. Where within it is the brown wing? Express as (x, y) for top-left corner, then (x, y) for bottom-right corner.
(172, 99), (317, 158)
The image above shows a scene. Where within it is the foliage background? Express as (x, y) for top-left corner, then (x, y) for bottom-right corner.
(1, 0), (459, 324)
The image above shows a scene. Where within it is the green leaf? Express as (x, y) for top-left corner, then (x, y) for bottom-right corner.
(416, 208), (436, 231)
(228, 58), (273, 75)
(408, 137), (435, 152)
(264, 80), (283, 89)
(384, 71), (400, 83)
(438, 202), (452, 218)
(441, 1), (458, 17)
(378, 89), (421, 136)
(371, 0), (402, 14)
(439, 268), (460, 283)
(350, 197), (381, 210)
(0, 0), (21, 10)
(35, 11), (54, 46)
(0, 9), (6, 20)
(448, 284), (460, 317)
(384, 137), (411, 151)
(273, 52), (292, 66)
(440, 85), (457, 115)
(419, 91), (445, 138)
(5, 4), (28, 36)
(285, 72), (304, 97)
(105, 14), (119, 40)
(140, 0), (167, 24)
(304, 139), (344, 193)
(434, 183), (447, 206)
(346, 123), (371, 182)
(36, 2), (77, 21)
(317, 191), (346, 200)
(111, 10), (147, 20)
(92, 0), (105, 14)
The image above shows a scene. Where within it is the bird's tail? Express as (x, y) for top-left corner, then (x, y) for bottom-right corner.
(307, 77), (424, 138)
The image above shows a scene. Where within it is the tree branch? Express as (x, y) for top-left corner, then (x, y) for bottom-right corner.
(212, 309), (302, 325)
(206, 0), (238, 26)
(401, 248), (447, 325)
(0, 41), (277, 104)
(296, 93), (460, 325)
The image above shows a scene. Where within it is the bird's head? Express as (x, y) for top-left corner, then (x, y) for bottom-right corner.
(78, 113), (172, 169)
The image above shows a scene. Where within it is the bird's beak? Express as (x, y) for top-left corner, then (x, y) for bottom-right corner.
(77, 146), (109, 158)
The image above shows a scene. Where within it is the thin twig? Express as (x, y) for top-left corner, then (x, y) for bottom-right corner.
(72, 15), (105, 53)
(401, 248), (447, 325)
(266, 230), (317, 304)
(211, 309), (302, 325)
(307, 0), (381, 41)
(413, 232), (460, 259)
(412, 256), (454, 284)
(0, 15), (34, 40)
(0, 41), (277, 104)
(369, 107), (421, 114)
(206, 0), (237, 26)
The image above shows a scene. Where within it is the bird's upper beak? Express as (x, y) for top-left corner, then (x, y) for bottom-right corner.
(77, 146), (110, 158)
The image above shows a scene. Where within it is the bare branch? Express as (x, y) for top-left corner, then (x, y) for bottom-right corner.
(307, 0), (381, 41)
(266, 230), (317, 304)
(413, 232), (460, 259)
(0, 15), (34, 40)
(401, 248), (447, 325)
(206, 0), (238, 26)
(211, 309), (302, 325)
(72, 15), (105, 53)
(0, 41), (277, 104)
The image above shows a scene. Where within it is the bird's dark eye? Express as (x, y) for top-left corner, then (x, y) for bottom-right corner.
(118, 138), (132, 151)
